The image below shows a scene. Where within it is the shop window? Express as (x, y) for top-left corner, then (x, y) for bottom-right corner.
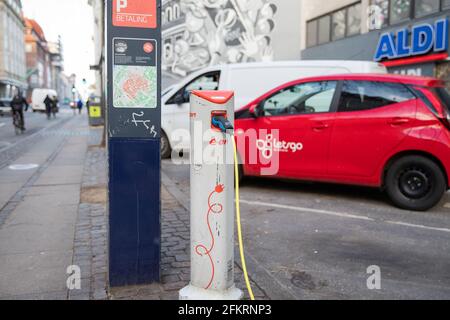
(369, 0), (389, 30)
(347, 3), (362, 36)
(442, 0), (450, 9)
(415, 0), (440, 17)
(306, 2), (362, 48)
(390, 0), (412, 24)
(307, 20), (318, 47)
(318, 16), (331, 45)
(332, 9), (346, 40)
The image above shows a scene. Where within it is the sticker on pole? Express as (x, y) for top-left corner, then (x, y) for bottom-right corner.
(113, 38), (157, 109)
(113, 0), (157, 29)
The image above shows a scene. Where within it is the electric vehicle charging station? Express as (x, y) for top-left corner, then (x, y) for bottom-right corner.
(179, 91), (244, 300)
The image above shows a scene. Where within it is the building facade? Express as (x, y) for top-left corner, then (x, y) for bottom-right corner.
(301, 0), (450, 87)
(161, 0), (302, 86)
(24, 17), (51, 100)
(88, 0), (105, 99)
(48, 39), (62, 93)
(0, 0), (27, 98)
(47, 37), (71, 104)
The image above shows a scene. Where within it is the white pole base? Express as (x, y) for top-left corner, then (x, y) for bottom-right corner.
(179, 285), (243, 301)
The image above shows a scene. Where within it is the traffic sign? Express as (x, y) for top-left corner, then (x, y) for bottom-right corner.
(113, 0), (157, 29)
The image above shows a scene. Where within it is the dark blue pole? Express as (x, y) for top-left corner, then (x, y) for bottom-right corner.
(106, 0), (161, 287)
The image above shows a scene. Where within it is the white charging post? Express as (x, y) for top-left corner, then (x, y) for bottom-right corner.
(179, 91), (243, 300)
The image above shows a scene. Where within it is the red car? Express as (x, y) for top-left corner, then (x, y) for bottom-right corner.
(235, 74), (450, 211)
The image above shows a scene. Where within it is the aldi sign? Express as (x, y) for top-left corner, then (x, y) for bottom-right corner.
(374, 18), (449, 62)
(113, 0), (157, 29)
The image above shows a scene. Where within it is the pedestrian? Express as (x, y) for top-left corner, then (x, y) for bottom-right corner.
(44, 95), (53, 120)
(10, 90), (28, 131)
(77, 99), (83, 115)
(51, 96), (59, 118)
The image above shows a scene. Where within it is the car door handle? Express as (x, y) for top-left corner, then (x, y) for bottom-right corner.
(388, 118), (410, 126)
(312, 122), (330, 131)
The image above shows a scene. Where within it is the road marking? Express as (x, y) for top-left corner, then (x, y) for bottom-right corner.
(240, 199), (450, 234)
(0, 123), (5, 128)
(8, 164), (39, 171)
(239, 199), (375, 221)
(385, 221), (450, 233)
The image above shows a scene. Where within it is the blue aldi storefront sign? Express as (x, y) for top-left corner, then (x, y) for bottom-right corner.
(374, 18), (449, 61)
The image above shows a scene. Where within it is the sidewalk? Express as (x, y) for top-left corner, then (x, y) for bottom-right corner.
(0, 117), (269, 300)
(0, 115), (90, 299)
(81, 135), (269, 299)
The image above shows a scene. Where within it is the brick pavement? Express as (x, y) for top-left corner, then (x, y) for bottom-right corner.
(73, 127), (268, 300)
(110, 180), (268, 300)
(69, 127), (108, 300)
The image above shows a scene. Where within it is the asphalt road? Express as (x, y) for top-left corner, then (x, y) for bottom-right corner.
(0, 108), (73, 151)
(0, 108), (79, 170)
(162, 159), (450, 300)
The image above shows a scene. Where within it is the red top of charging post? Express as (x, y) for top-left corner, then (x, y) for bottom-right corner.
(192, 91), (234, 105)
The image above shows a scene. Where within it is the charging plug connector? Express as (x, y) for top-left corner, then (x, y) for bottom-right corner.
(212, 116), (234, 133)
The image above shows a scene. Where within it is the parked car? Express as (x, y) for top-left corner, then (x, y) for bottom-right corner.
(234, 74), (450, 211)
(161, 60), (387, 158)
(31, 89), (57, 112)
(0, 98), (12, 116)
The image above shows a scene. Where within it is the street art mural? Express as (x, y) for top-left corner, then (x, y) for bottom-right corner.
(162, 0), (277, 77)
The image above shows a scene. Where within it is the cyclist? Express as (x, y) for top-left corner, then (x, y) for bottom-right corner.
(44, 95), (53, 120)
(10, 91), (28, 131)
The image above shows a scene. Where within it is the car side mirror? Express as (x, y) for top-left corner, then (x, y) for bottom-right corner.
(173, 93), (185, 105)
(249, 104), (261, 118)
(183, 90), (191, 102)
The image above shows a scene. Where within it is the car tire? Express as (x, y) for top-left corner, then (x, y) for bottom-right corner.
(238, 163), (245, 184)
(385, 155), (446, 211)
(161, 131), (171, 159)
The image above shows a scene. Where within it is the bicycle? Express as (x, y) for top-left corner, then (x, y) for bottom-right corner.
(12, 109), (24, 135)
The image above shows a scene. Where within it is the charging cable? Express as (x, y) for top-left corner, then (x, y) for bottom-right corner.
(212, 116), (255, 300)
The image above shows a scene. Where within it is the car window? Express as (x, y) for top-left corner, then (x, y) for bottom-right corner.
(261, 81), (337, 117)
(434, 87), (450, 113)
(338, 81), (415, 112)
(167, 71), (220, 105)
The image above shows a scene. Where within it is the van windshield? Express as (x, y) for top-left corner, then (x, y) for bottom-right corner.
(435, 86), (450, 113)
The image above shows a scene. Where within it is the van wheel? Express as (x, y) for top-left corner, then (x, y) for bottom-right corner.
(385, 155), (446, 211)
(161, 132), (171, 159)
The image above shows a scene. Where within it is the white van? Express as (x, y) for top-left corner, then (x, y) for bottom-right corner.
(31, 89), (58, 112)
(161, 60), (387, 158)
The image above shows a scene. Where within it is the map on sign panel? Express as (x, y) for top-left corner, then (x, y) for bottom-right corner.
(113, 38), (157, 109)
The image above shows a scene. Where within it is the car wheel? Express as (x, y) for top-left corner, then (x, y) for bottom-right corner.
(161, 132), (171, 159)
(385, 155), (446, 211)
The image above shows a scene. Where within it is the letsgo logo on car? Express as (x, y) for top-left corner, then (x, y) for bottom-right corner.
(256, 134), (303, 160)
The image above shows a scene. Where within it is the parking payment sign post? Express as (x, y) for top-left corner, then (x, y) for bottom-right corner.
(106, 0), (161, 286)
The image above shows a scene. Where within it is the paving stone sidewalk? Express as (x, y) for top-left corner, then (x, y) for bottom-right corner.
(69, 127), (108, 300)
(110, 186), (268, 300)
(72, 127), (268, 300)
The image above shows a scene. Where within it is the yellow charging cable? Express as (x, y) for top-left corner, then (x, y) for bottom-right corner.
(232, 138), (255, 300)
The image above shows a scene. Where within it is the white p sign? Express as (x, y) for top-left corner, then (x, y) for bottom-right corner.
(117, 0), (127, 13)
